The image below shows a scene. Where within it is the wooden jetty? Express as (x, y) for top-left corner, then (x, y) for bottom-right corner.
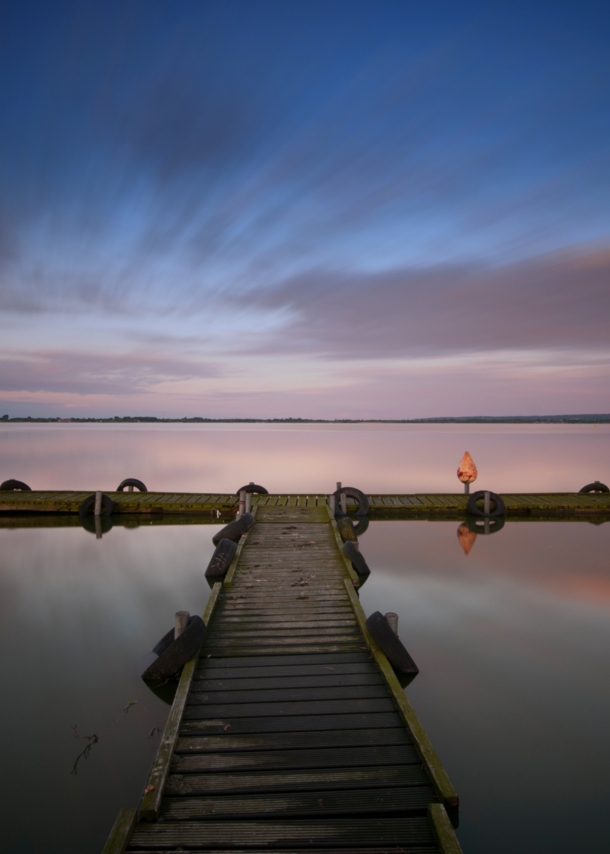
(2, 490), (609, 518)
(103, 504), (462, 853)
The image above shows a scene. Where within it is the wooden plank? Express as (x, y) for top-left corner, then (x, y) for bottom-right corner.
(197, 652), (374, 668)
(343, 579), (458, 810)
(429, 803), (463, 854)
(165, 764), (430, 796)
(188, 684), (391, 704)
(127, 817), (438, 847)
(171, 743), (420, 772)
(139, 582), (224, 821)
(191, 673), (385, 690)
(223, 515), (258, 586)
(160, 785), (436, 820)
(101, 808), (136, 854)
(175, 728), (411, 754)
(180, 712), (403, 735)
(194, 662), (380, 680)
(183, 697), (397, 718)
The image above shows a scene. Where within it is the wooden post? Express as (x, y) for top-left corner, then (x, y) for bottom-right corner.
(237, 489), (246, 518)
(245, 492), (252, 514)
(127, 484), (134, 492)
(340, 493), (347, 514)
(94, 490), (103, 516)
(328, 494), (336, 514)
(174, 611), (189, 640)
(484, 490), (491, 515)
(464, 482), (470, 495)
(385, 612), (399, 634)
(94, 515), (102, 539)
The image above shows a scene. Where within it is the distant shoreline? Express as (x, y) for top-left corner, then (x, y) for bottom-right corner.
(2, 415), (609, 424)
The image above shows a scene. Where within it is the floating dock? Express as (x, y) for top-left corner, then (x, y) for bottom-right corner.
(1, 490), (609, 517)
(103, 504), (461, 853)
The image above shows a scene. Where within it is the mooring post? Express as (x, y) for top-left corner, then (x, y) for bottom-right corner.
(245, 491), (252, 514)
(174, 611), (190, 639)
(94, 490), (103, 516)
(336, 482), (347, 514)
(94, 515), (102, 539)
(329, 494), (336, 514)
(385, 612), (399, 635)
(464, 482), (470, 495)
(484, 490), (491, 515)
(127, 484), (134, 492)
(237, 490), (246, 518)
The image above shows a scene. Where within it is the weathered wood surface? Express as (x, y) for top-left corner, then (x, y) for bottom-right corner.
(2, 489), (609, 517)
(104, 504), (462, 853)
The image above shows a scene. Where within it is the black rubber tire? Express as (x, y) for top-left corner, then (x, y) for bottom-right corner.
(337, 515), (358, 543)
(350, 515), (370, 537)
(143, 615), (206, 681)
(212, 512), (255, 545)
(78, 493), (114, 521)
(365, 611), (419, 676)
(579, 481), (609, 494)
(236, 483), (269, 495)
(205, 538), (238, 580)
(466, 490), (505, 517)
(342, 541), (371, 581)
(117, 478), (148, 492)
(466, 515), (505, 535)
(0, 479), (31, 491)
(333, 486), (370, 516)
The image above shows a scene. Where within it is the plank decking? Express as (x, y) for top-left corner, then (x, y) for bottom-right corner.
(103, 505), (461, 853)
(1, 489), (609, 517)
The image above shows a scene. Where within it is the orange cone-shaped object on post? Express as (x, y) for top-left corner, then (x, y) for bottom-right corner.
(457, 451), (477, 484)
(457, 522), (477, 555)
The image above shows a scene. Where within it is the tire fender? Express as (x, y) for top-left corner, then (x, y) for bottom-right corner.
(212, 512), (255, 545)
(333, 486), (370, 516)
(1, 479), (31, 491)
(205, 538), (238, 580)
(365, 611), (419, 676)
(143, 616), (206, 681)
(117, 478), (148, 492)
(466, 490), (505, 517)
(579, 481), (609, 494)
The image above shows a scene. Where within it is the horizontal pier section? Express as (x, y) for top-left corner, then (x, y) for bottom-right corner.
(1, 490), (609, 517)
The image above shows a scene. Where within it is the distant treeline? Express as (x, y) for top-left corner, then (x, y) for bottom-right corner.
(2, 414), (609, 424)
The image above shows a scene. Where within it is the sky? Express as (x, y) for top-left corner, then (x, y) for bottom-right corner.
(0, 0), (609, 418)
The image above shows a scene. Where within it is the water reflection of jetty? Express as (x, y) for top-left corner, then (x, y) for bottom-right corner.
(103, 500), (462, 853)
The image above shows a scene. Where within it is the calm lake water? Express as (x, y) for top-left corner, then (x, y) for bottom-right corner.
(1, 423), (609, 853)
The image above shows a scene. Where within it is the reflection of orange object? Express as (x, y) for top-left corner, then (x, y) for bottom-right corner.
(457, 522), (477, 555)
(457, 451), (477, 484)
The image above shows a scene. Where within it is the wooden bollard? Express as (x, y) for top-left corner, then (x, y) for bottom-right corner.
(174, 611), (190, 640)
(237, 490), (246, 518)
(328, 494), (336, 514)
(484, 490), (491, 515)
(94, 490), (103, 516)
(245, 492), (252, 514)
(385, 612), (399, 635)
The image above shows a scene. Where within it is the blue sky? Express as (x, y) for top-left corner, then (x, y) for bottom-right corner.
(1, 0), (609, 416)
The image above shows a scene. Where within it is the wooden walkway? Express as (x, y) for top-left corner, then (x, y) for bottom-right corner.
(103, 505), (461, 853)
(2, 490), (609, 517)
